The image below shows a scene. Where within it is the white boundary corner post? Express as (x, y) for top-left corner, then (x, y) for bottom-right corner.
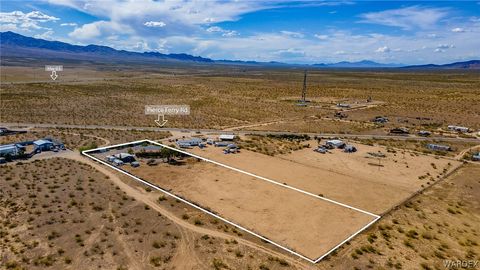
(82, 139), (381, 264)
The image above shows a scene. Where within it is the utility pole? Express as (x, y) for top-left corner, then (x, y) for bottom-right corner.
(301, 70), (307, 103)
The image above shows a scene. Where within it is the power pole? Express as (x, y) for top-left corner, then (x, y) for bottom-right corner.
(301, 70), (307, 103)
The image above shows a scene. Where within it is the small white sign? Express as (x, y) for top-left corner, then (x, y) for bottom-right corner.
(45, 65), (63, 71)
(145, 105), (190, 115)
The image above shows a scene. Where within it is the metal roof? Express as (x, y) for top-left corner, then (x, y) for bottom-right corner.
(219, 134), (235, 140)
(33, 139), (53, 145)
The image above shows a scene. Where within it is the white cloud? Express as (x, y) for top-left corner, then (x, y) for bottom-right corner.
(375, 46), (391, 53)
(314, 34), (329, 40)
(359, 6), (449, 30)
(34, 30), (54, 40)
(0, 10), (59, 31)
(437, 44), (455, 49)
(144, 21), (166, 28)
(60, 22), (77, 27)
(206, 26), (222, 33)
(451, 27), (465, 33)
(69, 20), (131, 41)
(274, 48), (305, 58)
(0, 23), (19, 32)
(206, 26), (238, 37)
(280, 31), (304, 38)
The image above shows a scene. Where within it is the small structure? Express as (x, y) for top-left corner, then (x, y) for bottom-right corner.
(176, 138), (203, 147)
(214, 141), (230, 147)
(426, 144), (451, 152)
(336, 103), (351, 108)
(448, 125), (469, 133)
(344, 145), (357, 153)
(0, 144), (25, 157)
(373, 116), (389, 124)
(418, 130), (431, 137)
(112, 159), (124, 166)
(131, 161), (140, 167)
(219, 134), (235, 141)
(325, 139), (345, 149)
(314, 146), (327, 154)
(106, 155), (116, 162)
(472, 152), (480, 161)
(33, 139), (54, 152)
(114, 153), (136, 163)
(389, 127), (409, 134)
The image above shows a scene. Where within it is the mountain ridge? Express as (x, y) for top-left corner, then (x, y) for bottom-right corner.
(1, 31), (478, 69)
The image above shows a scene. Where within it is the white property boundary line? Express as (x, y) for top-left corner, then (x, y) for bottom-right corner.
(83, 139), (381, 264)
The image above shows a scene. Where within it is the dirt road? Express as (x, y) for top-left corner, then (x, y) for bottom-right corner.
(27, 150), (313, 269)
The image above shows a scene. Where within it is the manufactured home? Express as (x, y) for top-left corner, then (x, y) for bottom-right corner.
(426, 144), (451, 151)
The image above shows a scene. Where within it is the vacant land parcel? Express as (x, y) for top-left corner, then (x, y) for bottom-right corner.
(189, 142), (460, 214)
(86, 141), (378, 262)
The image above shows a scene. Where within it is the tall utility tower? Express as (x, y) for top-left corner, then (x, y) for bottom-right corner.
(301, 70), (307, 103)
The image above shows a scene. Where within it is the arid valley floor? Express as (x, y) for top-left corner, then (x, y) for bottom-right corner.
(1, 65), (479, 270)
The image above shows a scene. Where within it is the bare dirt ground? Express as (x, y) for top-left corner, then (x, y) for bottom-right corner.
(0, 155), (311, 270)
(2, 68), (479, 131)
(316, 164), (480, 269)
(0, 158), (181, 269)
(93, 148), (375, 260)
(188, 143), (459, 214)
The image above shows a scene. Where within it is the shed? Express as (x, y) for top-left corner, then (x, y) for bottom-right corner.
(112, 159), (124, 166)
(326, 139), (345, 148)
(219, 134), (235, 141)
(214, 141), (230, 147)
(344, 145), (357, 153)
(114, 153), (136, 163)
(34, 139), (54, 151)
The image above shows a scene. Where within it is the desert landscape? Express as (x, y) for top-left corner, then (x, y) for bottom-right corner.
(1, 4), (479, 268)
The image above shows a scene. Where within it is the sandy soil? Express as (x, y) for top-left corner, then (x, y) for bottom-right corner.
(98, 153), (376, 260)
(188, 143), (460, 214)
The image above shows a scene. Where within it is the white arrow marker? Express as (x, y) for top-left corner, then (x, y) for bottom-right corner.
(154, 114), (168, 127)
(50, 70), (58, 81)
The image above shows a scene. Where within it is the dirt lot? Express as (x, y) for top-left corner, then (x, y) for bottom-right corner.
(0, 157), (310, 270)
(92, 147), (376, 261)
(317, 164), (480, 269)
(0, 158), (180, 269)
(188, 142), (460, 215)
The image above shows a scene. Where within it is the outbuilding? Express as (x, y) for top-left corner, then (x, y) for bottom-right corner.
(214, 141), (230, 147)
(0, 144), (25, 157)
(326, 139), (345, 149)
(448, 125), (469, 133)
(33, 139), (54, 152)
(426, 144), (451, 152)
(176, 138), (203, 147)
(114, 153), (136, 163)
(219, 134), (235, 141)
(112, 159), (124, 166)
(344, 145), (357, 153)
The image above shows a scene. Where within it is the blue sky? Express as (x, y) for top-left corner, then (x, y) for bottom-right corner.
(1, 1), (479, 64)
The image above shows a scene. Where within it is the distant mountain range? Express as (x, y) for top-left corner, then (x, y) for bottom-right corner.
(1, 31), (478, 69)
(401, 60), (480, 69)
(312, 60), (403, 68)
